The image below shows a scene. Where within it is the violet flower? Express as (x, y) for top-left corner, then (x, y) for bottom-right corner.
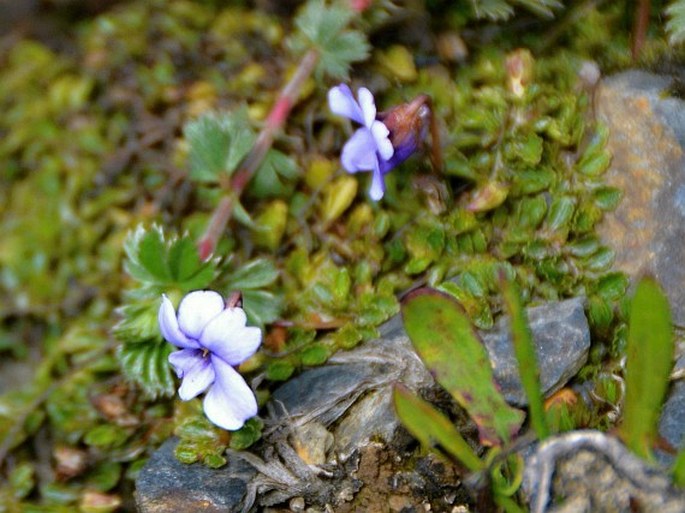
(158, 290), (261, 431)
(328, 84), (394, 200)
(328, 84), (430, 200)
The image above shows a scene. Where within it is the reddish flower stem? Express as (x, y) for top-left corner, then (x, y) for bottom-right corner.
(631, 0), (650, 61)
(197, 49), (319, 260)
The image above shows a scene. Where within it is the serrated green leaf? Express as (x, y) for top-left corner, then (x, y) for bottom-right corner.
(184, 109), (255, 183)
(112, 299), (161, 343)
(118, 340), (175, 399)
(123, 225), (215, 293)
(291, 0), (369, 80)
(619, 278), (674, 460)
(402, 288), (525, 446)
(249, 149), (300, 198)
(666, 0), (685, 44)
(124, 225), (171, 283)
(393, 384), (484, 472)
(226, 258), (279, 290)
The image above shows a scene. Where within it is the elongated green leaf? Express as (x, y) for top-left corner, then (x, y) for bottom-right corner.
(500, 275), (548, 440)
(619, 277), (674, 460)
(401, 288), (525, 446)
(672, 446), (685, 487)
(393, 384), (484, 472)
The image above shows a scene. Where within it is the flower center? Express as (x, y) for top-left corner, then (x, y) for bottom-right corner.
(202, 348), (210, 358)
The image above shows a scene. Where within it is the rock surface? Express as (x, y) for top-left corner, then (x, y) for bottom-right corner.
(135, 438), (256, 513)
(658, 352), (685, 465)
(481, 296), (589, 406)
(523, 430), (685, 513)
(597, 70), (685, 325)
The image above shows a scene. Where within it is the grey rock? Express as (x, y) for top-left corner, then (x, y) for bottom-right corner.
(135, 437), (256, 513)
(657, 353), (685, 465)
(523, 430), (685, 513)
(597, 70), (685, 325)
(481, 296), (590, 406)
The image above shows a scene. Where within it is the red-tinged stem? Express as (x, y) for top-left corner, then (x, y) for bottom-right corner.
(197, 49), (319, 259)
(631, 0), (650, 61)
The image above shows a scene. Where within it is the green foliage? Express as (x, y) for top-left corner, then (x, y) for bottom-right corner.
(0, 0), (673, 507)
(470, 0), (562, 20)
(174, 400), (230, 467)
(123, 225), (215, 294)
(666, 0), (685, 44)
(500, 275), (549, 440)
(250, 150), (300, 199)
(225, 258), (283, 327)
(117, 339), (175, 399)
(117, 225), (217, 398)
(401, 288), (525, 446)
(289, 0), (370, 79)
(672, 446), (685, 487)
(393, 384), (484, 472)
(184, 108), (255, 183)
(619, 277), (674, 460)
(229, 417), (264, 450)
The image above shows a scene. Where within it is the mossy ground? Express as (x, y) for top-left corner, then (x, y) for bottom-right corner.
(0, 1), (679, 510)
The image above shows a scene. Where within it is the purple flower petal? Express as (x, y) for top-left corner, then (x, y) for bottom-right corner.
(159, 295), (198, 349)
(370, 120), (394, 161)
(177, 290), (225, 340)
(357, 87), (377, 127)
(341, 128), (378, 173)
(199, 308), (262, 366)
(203, 356), (258, 430)
(328, 84), (364, 124)
(369, 161), (386, 201)
(169, 349), (215, 400)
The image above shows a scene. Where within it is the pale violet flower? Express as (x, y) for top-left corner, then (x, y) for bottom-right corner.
(158, 290), (261, 431)
(328, 84), (394, 200)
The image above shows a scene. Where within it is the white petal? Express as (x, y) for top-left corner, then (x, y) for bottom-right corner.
(357, 87), (377, 128)
(200, 308), (262, 366)
(177, 290), (225, 340)
(341, 128), (378, 173)
(158, 295), (198, 349)
(203, 356), (258, 431)
(169, 350), (216, 400)
(327, 84), (364, 124)
(370, 120), (394, 161)
(369, 162), (386, 201)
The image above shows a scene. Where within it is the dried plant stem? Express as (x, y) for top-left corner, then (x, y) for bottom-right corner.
(198, 49), (320, 260)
